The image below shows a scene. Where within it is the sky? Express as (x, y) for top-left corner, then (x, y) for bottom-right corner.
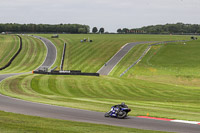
(0, 0), (200, 32)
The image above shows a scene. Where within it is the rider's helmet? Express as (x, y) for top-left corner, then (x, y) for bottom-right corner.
(121, 102), (125, 106)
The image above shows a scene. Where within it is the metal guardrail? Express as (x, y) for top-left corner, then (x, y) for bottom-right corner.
(60, 43), (66, 71)
(33, 71), (99, 76)
(120, 45), (151, 77)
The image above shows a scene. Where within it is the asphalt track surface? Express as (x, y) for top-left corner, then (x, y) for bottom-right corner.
(0, 38), (199, 133)
(98, 42), (153, 75)
(33, 35), (57, 69)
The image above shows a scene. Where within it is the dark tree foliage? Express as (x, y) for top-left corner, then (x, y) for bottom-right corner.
(0, 23), (90, 33)
(122, 28), (129, 34)
(118, 23), (200, 34)
(99, 27), (105, 33)
(117, 28), (122, 33)
(92, 27), (98, 33)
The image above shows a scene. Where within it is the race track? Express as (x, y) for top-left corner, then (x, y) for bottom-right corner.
(97, 42), (151, 75)
(0, 37), (199, 133)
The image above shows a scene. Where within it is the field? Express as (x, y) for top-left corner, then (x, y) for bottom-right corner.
(0, 110), (167, 133)
(0, 35), (47, 74)
(1, 34), (200, 122)
(0, 35), (19, 68)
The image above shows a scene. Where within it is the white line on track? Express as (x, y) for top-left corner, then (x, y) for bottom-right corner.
(171, 120), (200, 125)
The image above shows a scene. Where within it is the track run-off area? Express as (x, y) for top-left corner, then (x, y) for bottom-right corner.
(0, 35), (200, 133)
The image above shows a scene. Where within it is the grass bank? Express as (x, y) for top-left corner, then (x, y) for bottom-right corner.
(0, 35), (47, 74)
(123, 40), (200, 85)
(0, 35), (19, 68)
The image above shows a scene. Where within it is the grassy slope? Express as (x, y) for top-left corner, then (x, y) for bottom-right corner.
(0, 111), (168, 133)
(0, 35), (47, 74)
(38, 34), (189, 72)
(124, 40), (200, 84)
(0, 35), (19, 68)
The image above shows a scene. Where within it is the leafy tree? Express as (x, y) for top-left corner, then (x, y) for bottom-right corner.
(78, 28), (86, 33)
(92, 27), (98, 33)
(99, 27), (104, 33)
(128, 23), (200, 34)
(122, 28), (129, 34)
(117, 28), (122, 33)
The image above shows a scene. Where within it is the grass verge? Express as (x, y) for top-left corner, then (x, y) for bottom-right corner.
(0, 110), (168, 133)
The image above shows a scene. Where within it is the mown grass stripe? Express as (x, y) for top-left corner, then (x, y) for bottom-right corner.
(0, 35), (47, 73)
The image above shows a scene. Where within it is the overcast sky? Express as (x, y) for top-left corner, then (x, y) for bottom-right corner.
(0, 0), (200, 32)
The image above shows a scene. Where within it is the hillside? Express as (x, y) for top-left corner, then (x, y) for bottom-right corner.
(39, 34), (189, 72)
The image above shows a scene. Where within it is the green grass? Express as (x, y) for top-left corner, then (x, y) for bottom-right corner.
(0, 110), (167, 133)
(133, 40), (200, 76)
(122, 40), (200, 85)
(1, 73), (199, 121)
(0, 35), (19, 68)
(0, 35), (47, 74)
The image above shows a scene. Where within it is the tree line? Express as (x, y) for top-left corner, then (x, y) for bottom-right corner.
(117, 23), (200, 34)
(92, 27), (105, 33)
(0, 23), (90, 33)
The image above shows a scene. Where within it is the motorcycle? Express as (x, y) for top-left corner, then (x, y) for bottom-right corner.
(104, 106), (131, 119)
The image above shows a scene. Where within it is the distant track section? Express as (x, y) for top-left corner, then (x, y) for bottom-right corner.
(0, 35), (22, 70)
(33, 36), (57, 70)
(97, 42), (153, 75)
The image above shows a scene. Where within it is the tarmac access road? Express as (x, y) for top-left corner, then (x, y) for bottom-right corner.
(0, 38), (199, 133)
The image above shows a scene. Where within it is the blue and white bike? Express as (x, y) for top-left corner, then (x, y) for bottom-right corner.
(104, 106), (131, 119)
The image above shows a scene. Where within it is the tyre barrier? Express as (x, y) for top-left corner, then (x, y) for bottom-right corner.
(33, 70), (100, 77)
(0, 35), (22, 70)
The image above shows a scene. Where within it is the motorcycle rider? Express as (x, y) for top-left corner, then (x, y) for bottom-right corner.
(113, 102), (128, 108)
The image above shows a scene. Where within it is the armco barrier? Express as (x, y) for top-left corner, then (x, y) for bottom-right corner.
(50, 70), (81, 73)
(33, 71), (99, 76)
(0, 35), (22, 70)
(60, 43), (66, 71)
